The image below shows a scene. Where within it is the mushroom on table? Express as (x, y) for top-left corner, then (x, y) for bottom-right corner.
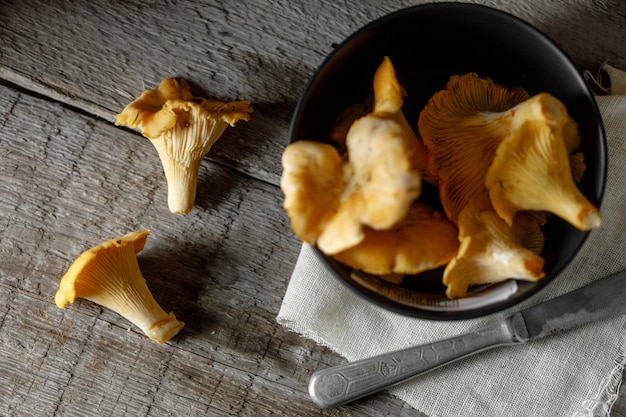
(55, 230), (185, 344)
(115, 78), (253, 215)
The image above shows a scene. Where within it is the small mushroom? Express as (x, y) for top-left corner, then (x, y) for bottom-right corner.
(443, 194), (545, 299)
(116, 78), (253, 214)
(485, 96), (601, 230)
(55, 230), (184, 344)
(417, 73), (530, 223)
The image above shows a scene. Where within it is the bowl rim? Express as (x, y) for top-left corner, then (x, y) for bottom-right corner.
(287, 2), (608, 320)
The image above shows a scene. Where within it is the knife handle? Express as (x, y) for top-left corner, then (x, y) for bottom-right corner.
(308, 313), (526, 409)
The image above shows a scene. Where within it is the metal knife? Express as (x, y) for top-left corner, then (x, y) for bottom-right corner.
(309, 270), (626, 409)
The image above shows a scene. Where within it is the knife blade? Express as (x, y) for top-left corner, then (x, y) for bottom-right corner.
(309, 270), (626, 409)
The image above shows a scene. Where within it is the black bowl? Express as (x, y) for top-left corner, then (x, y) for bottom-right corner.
(288, 3), (607, 319)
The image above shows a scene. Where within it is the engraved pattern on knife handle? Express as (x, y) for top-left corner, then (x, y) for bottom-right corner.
(314, 339), (466, 402)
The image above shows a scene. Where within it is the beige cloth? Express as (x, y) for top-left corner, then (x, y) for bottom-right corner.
(277, 64), (626, 417)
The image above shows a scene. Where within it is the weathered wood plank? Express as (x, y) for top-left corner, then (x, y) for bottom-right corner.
(0, 83), (425, 416)
(1, 0), (625, 186)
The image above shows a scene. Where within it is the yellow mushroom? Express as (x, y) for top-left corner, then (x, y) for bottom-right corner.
(332, 202), (459, 275)
(418, 74), (591, 228)
(280, 140), (344, 246)
(443, 194), (545, 299)
(281, 115), (421, 255)
(55, 230), (184, 344)
(329, 57), (434, 185)
(372, 57), (433, 185)
(281, 57), (422, 255)
(485, 96), (601, 231)
(417, 73), (530, 223)
(116, 78), (253, 214)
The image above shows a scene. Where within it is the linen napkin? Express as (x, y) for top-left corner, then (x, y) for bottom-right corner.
(277, 64), (626, 417)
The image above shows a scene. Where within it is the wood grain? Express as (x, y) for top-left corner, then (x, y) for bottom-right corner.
(0, 84), (423, 416)
(0, 0), (625, 416)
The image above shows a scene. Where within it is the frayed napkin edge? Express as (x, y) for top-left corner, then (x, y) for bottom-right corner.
(573, 331), (626, 417)
(277, 316), (343, 355)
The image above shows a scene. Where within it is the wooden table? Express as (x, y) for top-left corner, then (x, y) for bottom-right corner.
(1, 1), (625, 415)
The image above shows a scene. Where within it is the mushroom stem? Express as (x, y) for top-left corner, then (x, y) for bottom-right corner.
(75, 243), (184, 343)
(529, 190), (602, 231)
(150, 102), (229, 215)
(162, 160), (200, 215)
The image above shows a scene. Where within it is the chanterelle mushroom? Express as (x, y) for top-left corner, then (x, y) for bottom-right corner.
(443, 194), (545, 299)
(116, 78), (253, 214)
(417, 73), (530, 223)
(485, 94), (601, 231)
(55, 230), (184, 344)
(328, 57), (434, 185)
(281, 57), (422, 255)
(280, 140), (344, 246)
(333, 202), (459, 275)
(418, 74), (591, 227)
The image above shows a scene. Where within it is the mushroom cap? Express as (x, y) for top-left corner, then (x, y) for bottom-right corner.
(417, 73), (530, 223)
(443, 194), (545, 299)
(55, 230), (150, 308)
(485, 98), (601, 231)
(115, 78), (252, 139)
(115, 78), (194, 138)
(317, 114), (422, 255)
(280, 140), (344, 246)
(333, 202), (459, 275)
(340, 115), (422, 230)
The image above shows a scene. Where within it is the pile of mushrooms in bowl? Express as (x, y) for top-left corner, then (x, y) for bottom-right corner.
(280, 3), (607, 319)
